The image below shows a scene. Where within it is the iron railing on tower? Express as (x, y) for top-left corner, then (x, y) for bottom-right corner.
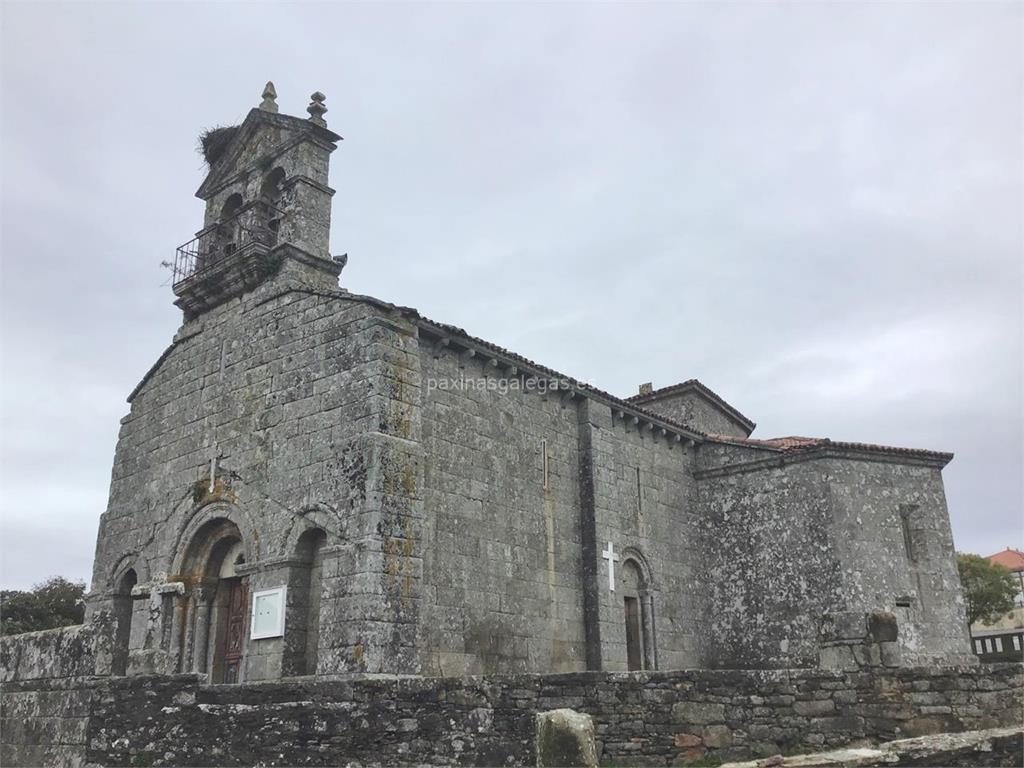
(173, 201), (286, 287)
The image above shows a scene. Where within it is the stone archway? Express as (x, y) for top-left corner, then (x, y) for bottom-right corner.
(620, 549), (657, 671)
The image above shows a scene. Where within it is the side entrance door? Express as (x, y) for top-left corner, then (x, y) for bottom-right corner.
(624, 596), (643, 671)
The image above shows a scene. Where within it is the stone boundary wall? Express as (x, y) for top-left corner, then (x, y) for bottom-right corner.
(0, 624), (99, 682)
(1, 663), (1021, 767)
(0, 626), (102, 768)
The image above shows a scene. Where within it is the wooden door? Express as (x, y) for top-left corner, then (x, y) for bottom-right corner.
(624, 596), (643, 671)
(221, 578), (247, 683)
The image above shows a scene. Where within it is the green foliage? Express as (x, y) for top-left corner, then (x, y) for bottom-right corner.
(0, 576), (86, 635)
(957, 553), (1018, 626)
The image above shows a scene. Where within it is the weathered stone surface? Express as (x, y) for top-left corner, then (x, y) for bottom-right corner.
(674, 733), (703, 748)
(0, 663), (1020, 767)
(793, 699), (836, 717)
(673, 701), (726, 724)
(868, 612), (898, 644)
(702, 724), (734, 747)
(0, 85), (991, 767)
(719, 726), (1023, 768)
(57, 87), (977, 699)
(536, 708), (598, 767)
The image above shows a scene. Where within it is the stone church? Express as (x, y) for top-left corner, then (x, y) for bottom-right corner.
(85, 84), (972, 684)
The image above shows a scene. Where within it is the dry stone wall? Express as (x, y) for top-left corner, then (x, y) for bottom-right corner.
(2, 651), (1020, 767)
(0, 626), (101, 768)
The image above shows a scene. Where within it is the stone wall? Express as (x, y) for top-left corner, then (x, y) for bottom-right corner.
(698, 458), (838, 668)
(825, 457), (970, 664)
(584, 400), (704, 671)
(0, 624), (99, 682)
(87, 275), (433, 680)
(417, 353), (711, 675)
(2, 663), (1020, 767)
(634, 389), (751, 438)
(0, 626), (101, 768)
(696, 446), (972, 669)
(419, 348), (585, 676)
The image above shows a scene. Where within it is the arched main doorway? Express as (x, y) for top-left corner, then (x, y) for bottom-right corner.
(179, 518), (249, 683)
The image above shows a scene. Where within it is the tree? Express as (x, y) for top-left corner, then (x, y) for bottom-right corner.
(0, 576), (86, 636)
(956, 553), (1018, 626)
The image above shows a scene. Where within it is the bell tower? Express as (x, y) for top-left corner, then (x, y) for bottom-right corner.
(171, 83), (344, 319)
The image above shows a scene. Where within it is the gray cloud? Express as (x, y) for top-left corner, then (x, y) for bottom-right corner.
(1, 2), (1020, 590)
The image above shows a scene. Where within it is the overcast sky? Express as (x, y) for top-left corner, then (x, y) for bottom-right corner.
(1, 2), (1020, 591)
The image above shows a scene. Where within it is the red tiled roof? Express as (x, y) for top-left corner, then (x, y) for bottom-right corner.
(703, 433), (953, 464)
(988, 548), (1024, 573)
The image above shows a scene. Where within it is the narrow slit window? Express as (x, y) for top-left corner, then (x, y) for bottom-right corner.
(899, 506), (918, 563)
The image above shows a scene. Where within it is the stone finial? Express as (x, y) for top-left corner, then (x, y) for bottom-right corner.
(259, 82), (279, 113)
(307, 91), (328, 126)
(639, 382), (653, 395)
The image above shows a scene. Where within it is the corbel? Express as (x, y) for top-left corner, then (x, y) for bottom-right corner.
(431, 337), (450, 359)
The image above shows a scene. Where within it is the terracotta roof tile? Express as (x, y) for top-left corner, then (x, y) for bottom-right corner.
(988, 548), (1024, 572)
(703, 433), (953, 464)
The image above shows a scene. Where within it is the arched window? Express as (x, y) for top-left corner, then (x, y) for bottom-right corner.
(260, 167), (285, 205)
(291, 527), (327, 676)
(258, 168), (286, 246)
(218, 193), (244, 256)
(112, 568), (137, 676)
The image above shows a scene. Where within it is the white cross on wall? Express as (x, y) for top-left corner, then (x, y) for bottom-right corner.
(602, 541), (619, 592)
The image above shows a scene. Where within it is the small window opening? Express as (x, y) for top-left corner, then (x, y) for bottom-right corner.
(899, 506), (918, 563)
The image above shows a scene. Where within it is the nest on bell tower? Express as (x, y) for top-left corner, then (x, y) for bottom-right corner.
(197, 124), (240, 167)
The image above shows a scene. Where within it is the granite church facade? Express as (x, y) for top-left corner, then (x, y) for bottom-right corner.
(84, 85), (972, 685)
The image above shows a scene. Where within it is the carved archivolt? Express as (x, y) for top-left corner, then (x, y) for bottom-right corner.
(170, 501), (259, 581)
